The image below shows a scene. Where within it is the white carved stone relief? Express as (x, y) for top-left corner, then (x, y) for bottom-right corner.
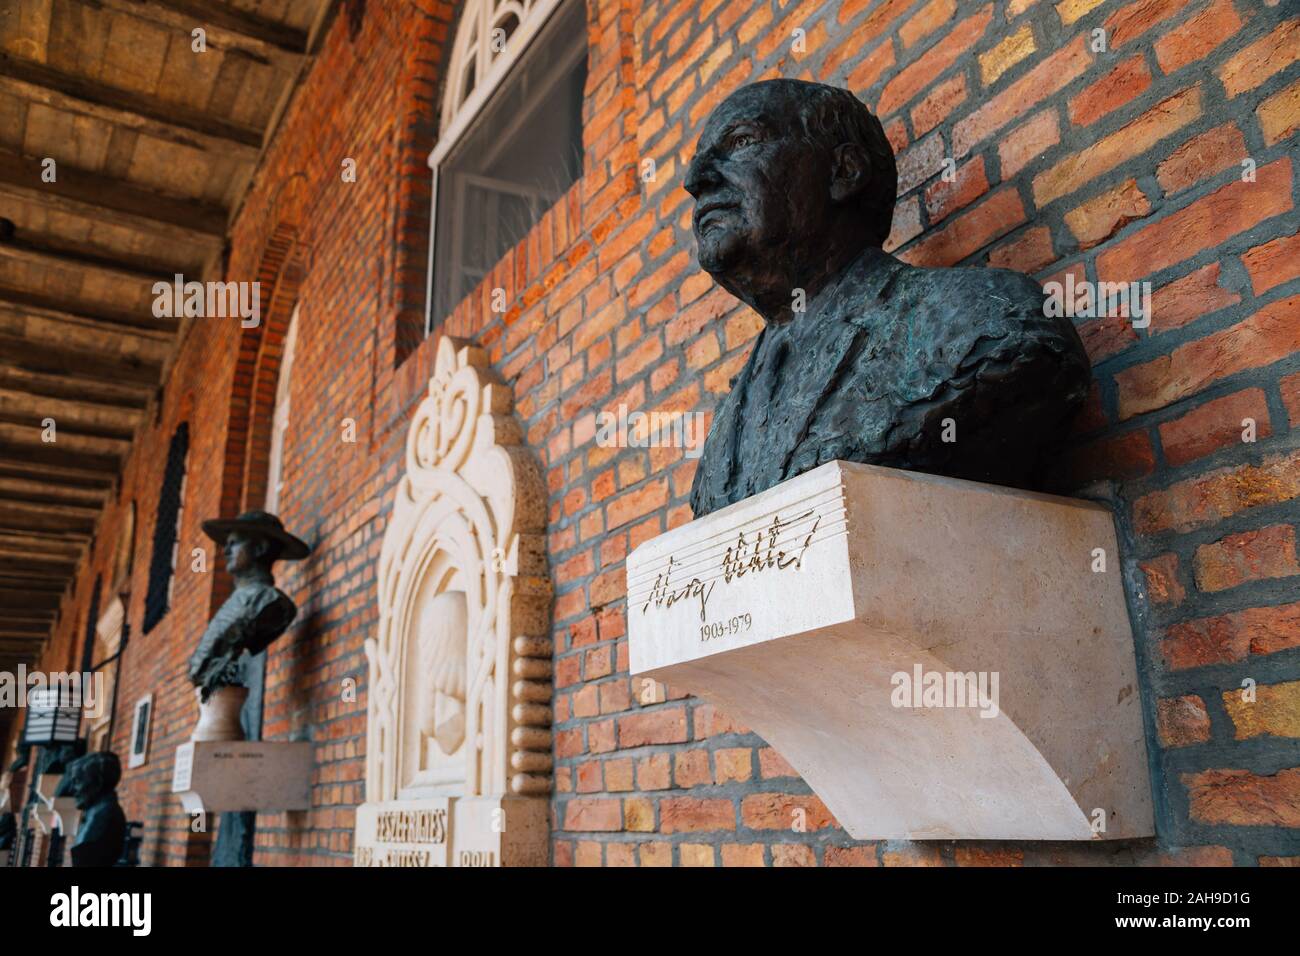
(356, 337), (552, 866)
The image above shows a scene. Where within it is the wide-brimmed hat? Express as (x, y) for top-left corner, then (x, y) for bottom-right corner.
(200, 510), (310, 561)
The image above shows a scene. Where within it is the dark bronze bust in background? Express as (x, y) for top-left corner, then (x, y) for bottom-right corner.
(188, 511), (310, 700)
(54, 751), (126, 867)
(685, 80), (1090, 517)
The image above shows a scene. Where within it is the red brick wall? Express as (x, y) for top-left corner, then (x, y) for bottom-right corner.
(11, 0), (1298, 866)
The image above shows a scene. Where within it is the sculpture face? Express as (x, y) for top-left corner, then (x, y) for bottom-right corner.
(223, 530), (268, 575)
(683, 80), (895, 319)
(685, 84), (838, 299)
(55, 752), (121, 810)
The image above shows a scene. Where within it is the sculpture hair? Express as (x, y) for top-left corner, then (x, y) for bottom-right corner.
(790, 82), (898, 247)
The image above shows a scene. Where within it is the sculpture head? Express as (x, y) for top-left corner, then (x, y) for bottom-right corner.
(201, 510), (310, 581)
(684, 79), (897, 321)
(54, 751), (121, 811)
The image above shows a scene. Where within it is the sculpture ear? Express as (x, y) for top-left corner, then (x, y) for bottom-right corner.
(829, 143), (870, 204)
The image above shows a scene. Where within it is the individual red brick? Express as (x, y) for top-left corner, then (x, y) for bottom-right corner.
(911, 73), (967, 137)
(659, 797), (735, 833)
(1116, 295), (1300, 418)
(677, 844), (715, 866)
(1218, 20), (1300, 98)
(1148, 262), (1240, 333)
(846, 40), (896, 92)
(636, 753), (671, 790)
(987, 226), (1054, 274)
(876, 5), (994, 116)
(1141, 552), (1186, 605)
(1156, 123), (1248, 195)
(721, 843), (766, 866)
(1068, 55), (1151, 127)
(1242, 232), (1300, 295)
(673, 748), (711, 787)
(1154, 0), (1241, 74)
(1283, 372), (1300, 428)
(563, 797), (622, 831)
(900, 0), (957, 47)
(899, 188), (1026, 267)
(825, 845), (880, 866)
(1077, 314), (1138, 363)
(924, 156), (990, 223)
(1064, 179), (1151, 249)
(954, 846), (1024, 866)
(1034, 86), (1202, 207)
(605, 477), (668, 529)
(1104, 0), (1186, 49)
(882, 844), (945, 866)
(638, 841), (671, 866)
(617, 706), (688, 747)
(1134, 450), (1300, 535)
(1157, 694), (1212, 747)
(772, 844), (816, 866)
(739, 793), (837, 830)
(759, 747), (799, 778)
(997, 109), (1059, 179)
(1182, 768), (1300, 827)
(1158, 389), (1271, 467)
(1160, 600), (1300, 670)
(714, 747), (753, 783)
(1193, 525), (1300, 592)
(623, 797), (655, 832)
(953, 36), (1091, 157)
(1058, 429), (1155, 486)
(1257, 76), (1300, 145)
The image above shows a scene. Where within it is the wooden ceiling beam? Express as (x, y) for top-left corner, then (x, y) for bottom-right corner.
(0, 388), (143, 440)
(0, 365), (152, 412)
(0, 531), (86, 557)
(0, 148), (227, 244)
(0, 300), (171, 370)
(0, 460), (116, 492)
(0, 476), (112, 509)
(0, 589), (63, 611)
(0, 422), (127, 473)
(0, 53), (263, 161)
(0, 232), (186, 288)
(92, 0), (309, 72)
(0, 284), (177, 335)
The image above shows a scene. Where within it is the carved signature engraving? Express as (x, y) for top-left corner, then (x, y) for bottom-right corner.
(641, 510), (821, 623)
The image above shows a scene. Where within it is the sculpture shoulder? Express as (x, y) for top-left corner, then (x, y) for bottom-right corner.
(886, 258), (1046, 322)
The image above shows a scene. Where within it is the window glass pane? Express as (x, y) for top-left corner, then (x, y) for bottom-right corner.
(431, 0), (586, 327)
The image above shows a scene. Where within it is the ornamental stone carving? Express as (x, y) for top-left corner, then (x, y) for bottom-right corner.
(357, 337), (552, 866)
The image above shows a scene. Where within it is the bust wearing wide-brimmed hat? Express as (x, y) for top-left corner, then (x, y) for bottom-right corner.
(187, 511), (312, 713)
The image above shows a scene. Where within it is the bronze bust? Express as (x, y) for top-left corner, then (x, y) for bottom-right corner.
(187, 511), (311, 700)
(685, 80), (1089, 517)
(54, 751), (126, 867)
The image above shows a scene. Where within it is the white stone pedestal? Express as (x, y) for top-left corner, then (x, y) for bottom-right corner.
(171, 741), (313, 814)
(353, 795), (547, 867)
(627, 460), (1154, 841)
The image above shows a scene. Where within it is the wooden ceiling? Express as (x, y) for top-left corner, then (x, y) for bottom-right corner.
(0, 0), (334, 679)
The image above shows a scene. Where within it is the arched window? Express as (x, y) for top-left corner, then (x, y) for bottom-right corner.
(427, 0), (587, 329)
(143, 422), (189, 634)
(264, 306), (300, 515)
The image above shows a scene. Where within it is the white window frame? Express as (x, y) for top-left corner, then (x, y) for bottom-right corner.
(425, 0), (572, 334)
(265, 306), (300, 515)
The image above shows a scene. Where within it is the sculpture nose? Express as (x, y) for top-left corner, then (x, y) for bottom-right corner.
(683, 149), (721, 198)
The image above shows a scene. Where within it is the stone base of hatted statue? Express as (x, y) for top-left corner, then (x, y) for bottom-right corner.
(190, 685), (249, 742)
(171, 738), (313, 814)
(626, 460), (1155, 841)
(353, 795), (547, 867)
(29, 773), (81, 866)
